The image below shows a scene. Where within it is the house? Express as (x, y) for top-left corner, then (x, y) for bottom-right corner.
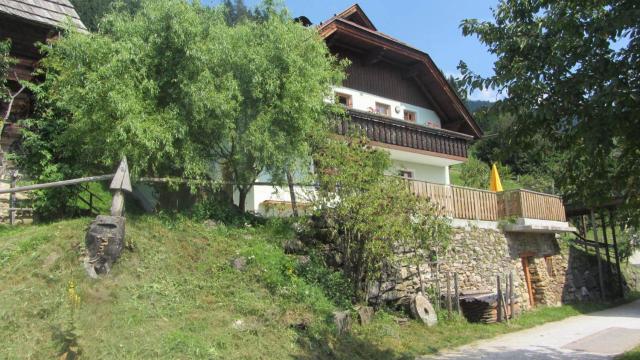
(0, 0), (86, 153)
(239, 5), (612, 313)
(242, 4), (482, 215)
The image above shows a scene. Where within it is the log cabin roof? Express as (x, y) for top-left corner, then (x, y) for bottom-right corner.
(0, 0), (86, 31)
(318, 4), (483, 139)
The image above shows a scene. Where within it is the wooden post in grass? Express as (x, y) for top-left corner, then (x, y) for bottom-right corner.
(446, 272), (452, 317)
(509, 272), (515, 318)
(8, 170), (17, 225)
(84, 158), (132, 277)
(590, 209), (605, 300)
(496, 275), (503, 322)
(454, 272), (460, 315)
(600, 213), (612, 280)
(109, 158), (131, 216)
(609, 210), (624, 298)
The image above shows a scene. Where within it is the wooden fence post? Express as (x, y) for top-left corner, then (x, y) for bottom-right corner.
(454, 272), (460, 315)
(590, 209), (605, 300)
(496, 275), (503, 322)
(446, 272), (452, 317)
(9, 171), (17, 225)
(609, 210), (624, 298)
(509, 272), (515, 318)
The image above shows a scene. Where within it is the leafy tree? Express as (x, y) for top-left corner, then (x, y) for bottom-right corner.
(22, 0), (344, 214)
(0, 40), (12, 98)
(454, 154), (489, 189)
(459, 0), (640, 226)
(70, 0), (141, 31)
(313, 137), (450, 302)
(446, 74), (467, 102)
(221, 0), (269, 25)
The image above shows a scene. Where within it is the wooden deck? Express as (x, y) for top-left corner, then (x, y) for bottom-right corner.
(407, 179), (567, 222)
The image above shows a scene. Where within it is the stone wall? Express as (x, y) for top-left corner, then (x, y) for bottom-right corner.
(371, 224), (602, 311)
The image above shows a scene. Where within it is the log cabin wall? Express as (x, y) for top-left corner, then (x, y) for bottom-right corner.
(1, 14), (53, 151)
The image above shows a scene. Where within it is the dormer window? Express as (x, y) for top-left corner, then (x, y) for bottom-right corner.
(336, 92), (352, 107)
(404, 110), (417, 122)
(375, 102), (390, 116)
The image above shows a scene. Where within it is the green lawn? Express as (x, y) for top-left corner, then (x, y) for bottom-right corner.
(0, 216), (634, 359)
(618, 345), (640, 360)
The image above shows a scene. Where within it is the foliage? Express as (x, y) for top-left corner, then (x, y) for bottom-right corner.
(221, 0), (270, 25)
(190, 196), (265, 226)
(446, 74), (467, 102)
(70, 0), (141, 31)
(453, 153), (489, 189)
(0, 39), (14, 102)
(312, 137), (451, 302)
(459, 0), (640, 226)
(31, 0), (345, 213)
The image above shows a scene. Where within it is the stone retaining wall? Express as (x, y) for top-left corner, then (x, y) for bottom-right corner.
(371, 224), (602, 311)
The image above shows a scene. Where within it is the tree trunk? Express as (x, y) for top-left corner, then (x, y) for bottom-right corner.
(238, 186), (248, 213)
(286, 170), (298, 217)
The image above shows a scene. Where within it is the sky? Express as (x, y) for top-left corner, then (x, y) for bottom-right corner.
(205, 1), (502, 101)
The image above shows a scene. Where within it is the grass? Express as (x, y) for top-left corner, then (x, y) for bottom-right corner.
(0, 216), (635, 359)
(618, 345), (640, 360)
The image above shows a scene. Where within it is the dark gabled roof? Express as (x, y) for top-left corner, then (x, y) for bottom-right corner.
(334, 4), (376, 31)
(0, 0), (86, 31)
(318, 4), (483, 139)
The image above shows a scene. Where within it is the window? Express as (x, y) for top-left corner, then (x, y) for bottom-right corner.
(544, 256), (555, 277)
(404, 110), (417, 122)
(398, 170), (414, 179)
(335, 92), (352, 108)
(375, 102), (390, 116)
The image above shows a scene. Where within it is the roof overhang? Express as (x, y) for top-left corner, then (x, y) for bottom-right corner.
(318, 8), (483, 139)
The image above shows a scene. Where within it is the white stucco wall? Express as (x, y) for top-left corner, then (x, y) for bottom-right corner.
(333, 86), (443, 128)
(390, 160), (449, 184)
(234, 184), (316, 215)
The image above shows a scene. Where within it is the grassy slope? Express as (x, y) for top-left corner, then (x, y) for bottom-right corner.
(0, 216), (634, 359)
(618, 345), (640, 360)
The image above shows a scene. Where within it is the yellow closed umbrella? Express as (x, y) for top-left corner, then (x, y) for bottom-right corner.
(490, 163), (503, 192)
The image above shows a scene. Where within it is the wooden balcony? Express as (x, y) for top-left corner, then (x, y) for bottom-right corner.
(336, 109), (473, 159)
(407, 179), (567, 222)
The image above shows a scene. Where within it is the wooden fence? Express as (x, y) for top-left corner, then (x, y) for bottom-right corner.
(407, 179), (566, 222)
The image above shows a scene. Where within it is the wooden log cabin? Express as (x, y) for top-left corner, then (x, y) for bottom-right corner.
(0, 0), (85, 154)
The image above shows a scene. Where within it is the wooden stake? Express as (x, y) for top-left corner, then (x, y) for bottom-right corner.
(590, 209), (605, 300)
(509, 272), (515, 318)
(454, 272), (460, 315)
(497, 275), (503, 322)
(609, 210), (624, 298)
(9, 171), (17, 225)
(446, 272), (452, 317)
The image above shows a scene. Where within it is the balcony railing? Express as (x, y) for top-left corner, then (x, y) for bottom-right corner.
(336, 109), (473, 159)
(407, 179), (567, 222)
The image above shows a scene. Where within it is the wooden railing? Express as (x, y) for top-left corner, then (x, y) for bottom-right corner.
(407, 179), (566, 222)
(498, 189), (566, 222)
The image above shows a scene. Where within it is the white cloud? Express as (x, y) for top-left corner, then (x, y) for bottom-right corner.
(442, 70), (507, 102)
(468, 87), (507, 102)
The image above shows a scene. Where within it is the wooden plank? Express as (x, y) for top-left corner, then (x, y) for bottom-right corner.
(0, 174), (114, 194)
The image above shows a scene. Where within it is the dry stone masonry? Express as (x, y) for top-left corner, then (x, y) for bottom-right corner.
(371, 224), (602, 312)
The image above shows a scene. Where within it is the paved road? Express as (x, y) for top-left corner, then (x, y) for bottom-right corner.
(422, 299), (640, 360)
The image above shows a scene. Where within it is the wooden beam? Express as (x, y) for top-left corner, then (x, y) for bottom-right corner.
(0, 174), (114, 194)
(402, 62), (422, 80)
(364, 47), (386, 65)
